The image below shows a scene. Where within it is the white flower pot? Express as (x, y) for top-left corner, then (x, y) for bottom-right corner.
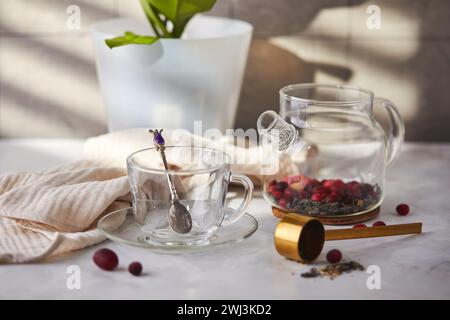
(90, 15), (253, 132)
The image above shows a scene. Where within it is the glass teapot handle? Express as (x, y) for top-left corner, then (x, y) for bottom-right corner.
(374, 98), (405, 166)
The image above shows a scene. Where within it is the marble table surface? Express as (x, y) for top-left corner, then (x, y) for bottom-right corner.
(0, 139), (449, 299)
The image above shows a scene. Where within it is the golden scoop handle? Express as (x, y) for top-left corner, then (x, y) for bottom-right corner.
(325, 223), (422, 241)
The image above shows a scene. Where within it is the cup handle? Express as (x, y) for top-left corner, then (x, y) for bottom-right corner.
(222, 174), (254, 225)
(374, 97), (405, 166)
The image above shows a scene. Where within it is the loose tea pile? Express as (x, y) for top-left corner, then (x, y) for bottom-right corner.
(266, 175), (380, 216)
(301, 261), (365, 280)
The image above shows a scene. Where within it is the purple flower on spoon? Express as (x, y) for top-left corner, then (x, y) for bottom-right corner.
(149, 129), (165, 149)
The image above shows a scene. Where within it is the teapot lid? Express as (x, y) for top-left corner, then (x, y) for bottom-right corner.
(257, 110), (297, 151)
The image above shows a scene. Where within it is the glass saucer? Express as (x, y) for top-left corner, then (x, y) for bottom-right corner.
(97, 207), (258, 254)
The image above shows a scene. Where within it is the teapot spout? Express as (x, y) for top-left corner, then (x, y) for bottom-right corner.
(257, 110), (298, 151)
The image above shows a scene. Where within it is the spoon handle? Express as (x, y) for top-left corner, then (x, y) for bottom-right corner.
(325, 223), (422, 241)
(159, 147), (179, 201)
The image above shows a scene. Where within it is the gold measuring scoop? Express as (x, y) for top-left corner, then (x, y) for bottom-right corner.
(275, 213), (422, 263)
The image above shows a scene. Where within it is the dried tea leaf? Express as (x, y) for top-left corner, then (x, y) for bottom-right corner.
(301, 268), (321, 278)
(301, 261), (365, 280)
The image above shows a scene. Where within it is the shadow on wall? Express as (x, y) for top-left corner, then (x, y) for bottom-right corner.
(387, 3), (450, 142)
(234, 0), (364, 131)
(234, 0), (450, 142)
(0, 23), (107, 138)
(235, 40), (353, 130)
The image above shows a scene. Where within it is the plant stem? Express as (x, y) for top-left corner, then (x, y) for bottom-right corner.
(140, 0), (171, 38)
(172, 18), (191, 38)
(140, 0), (159, 36)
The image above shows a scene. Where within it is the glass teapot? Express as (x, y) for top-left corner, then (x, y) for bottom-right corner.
(257, 84), (404, 220)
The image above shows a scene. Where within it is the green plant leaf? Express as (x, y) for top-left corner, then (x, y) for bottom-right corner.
(103, 1), (217, 48)
(105, 31), (159, 49)
(148, 0), (217, 37)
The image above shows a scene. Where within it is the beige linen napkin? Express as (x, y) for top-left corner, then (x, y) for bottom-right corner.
(0, 161), (130, 263)
(83, 128), (306, 185)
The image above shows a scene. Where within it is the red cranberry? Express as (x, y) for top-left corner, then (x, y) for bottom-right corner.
(311, 193), (323, 202)
(347, 183), (362, 197)
(267, 183), (277, 194)
(276, 181), (289, 191)
(327, 192), (340, 203)
(330, 183), (345, 195)
(372, 221), (386, 227)
(334, 179), (345, 188)
(396, 203), (410, 216)
(272, 191), (282, 200)
(278, 198), (288, 208)
(322, 179), (335, 189)
(128, 262), (142, 276)
(299, 191), (309, 199)
(283, 187), (297, 201)
(268, 179), (277, 186)
(310, 179), (321, 187)
(93, 248), (119, 271)
(326, 249), (342, 264)
(353, 223), (367, 228)
(313, 187), (328, 195)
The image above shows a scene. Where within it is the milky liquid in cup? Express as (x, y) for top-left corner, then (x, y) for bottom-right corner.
(135, 199), (223, 245)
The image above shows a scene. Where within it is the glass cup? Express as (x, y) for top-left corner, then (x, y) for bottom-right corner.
(127, 146), (254, 246)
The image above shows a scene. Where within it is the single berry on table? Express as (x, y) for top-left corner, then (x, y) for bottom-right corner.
(93, 248), (119, 271)
(326, 249), (342, 264)
(128, 262), (143, 276)
(372, 221), (386, 227)
(353, 223), (367, 228)
(396, 203), (410, 216)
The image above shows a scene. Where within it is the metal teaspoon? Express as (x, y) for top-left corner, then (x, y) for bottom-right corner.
(149, 129), (192, 234)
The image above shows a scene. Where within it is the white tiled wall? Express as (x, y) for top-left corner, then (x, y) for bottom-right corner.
(0, 0), (449, 141)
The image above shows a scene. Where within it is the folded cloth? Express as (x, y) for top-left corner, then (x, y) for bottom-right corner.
(0, 161), (130, 263)
(83, 128), (306, 185)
